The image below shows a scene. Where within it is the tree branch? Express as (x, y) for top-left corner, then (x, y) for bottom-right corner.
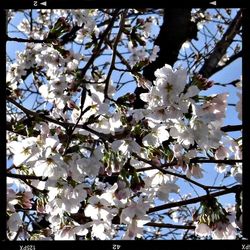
(6, 36), (48, 43)
(190, 159), (242, 164)
(6, 24), (83, 45)
(7, 95), (243, 154)
(214, 79), (240, 87)
(79, 9), (120, 79)
(131, 153), (235, 191)
(143, 9), (193, 80)
(20, 178), (48, 194)
(134, 9), (196, 109)
(104, 9), (128, 100)
(221, 124), (242, 132)
(210, 50), (242, 76)
(145, 222), (195, 230)
(132, 152), (242, 166)
(6, 172), (47, 181)
(199, 10), (242, 78)
(7, 96), (112, 141)
(147, 184), (242, 214)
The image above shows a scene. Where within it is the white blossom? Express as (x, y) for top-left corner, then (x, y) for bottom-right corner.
(212, 222), (236, 239)
(84, 195), (118, 221)
(7, 213), (23, 232)
(142, 125), (169, 147)
(215, 146), (230, 160)
(8, 137), (39, 167)
(111, 139), (141, 156)
(156, 182), (179, 201)
(195, 223), (212, 237)
(154, 64), (187, 105)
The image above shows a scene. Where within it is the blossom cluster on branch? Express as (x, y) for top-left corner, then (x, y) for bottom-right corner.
(6, 9), (242, 240)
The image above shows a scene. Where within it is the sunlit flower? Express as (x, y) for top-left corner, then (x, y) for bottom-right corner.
(33, 155), (67, 178)
(84, 195), (118, 221)
(111, 139), (141, 156)
(8, 137), (39, 167)
(91, 220), (114, 240)
(170, 122), (195, 148)
(186, 164), (204, 179)
(195, 223), (212, 237)
(212, 222), (236, 239)
(142, 125), (169, 147)
(154, 64), (187, 105)
(54, 226), (76, 240)
(215, 146), (230, 160)
(194, 93), (228, 122)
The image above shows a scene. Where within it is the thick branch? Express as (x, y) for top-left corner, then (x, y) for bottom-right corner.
(134, 9), (196, 109)
(199, 10), (242, 78)
(221, 124), (242, 132)
(210, 50), (242, 76)
(143, 9), (193, 80)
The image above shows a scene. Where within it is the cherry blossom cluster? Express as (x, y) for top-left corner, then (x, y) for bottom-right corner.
(6, 9), (242, 240)
(194, 198), (241, 239)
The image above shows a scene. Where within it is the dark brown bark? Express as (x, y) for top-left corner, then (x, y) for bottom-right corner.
(134, 9), (198, 109)
(199, 9), (242, 78)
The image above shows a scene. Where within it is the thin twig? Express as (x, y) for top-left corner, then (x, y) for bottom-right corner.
(7, 172), (47, 181)
(6, 35), (48, 43)
(7, 96), (112, 141)
(104, 9), (128, 100)
(79, 9), (120, 79)
(199, 10), (242, 78)
(21, 178), (48, 194)
(145, 222), (195, 230)
(131, 153), (230, 192)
